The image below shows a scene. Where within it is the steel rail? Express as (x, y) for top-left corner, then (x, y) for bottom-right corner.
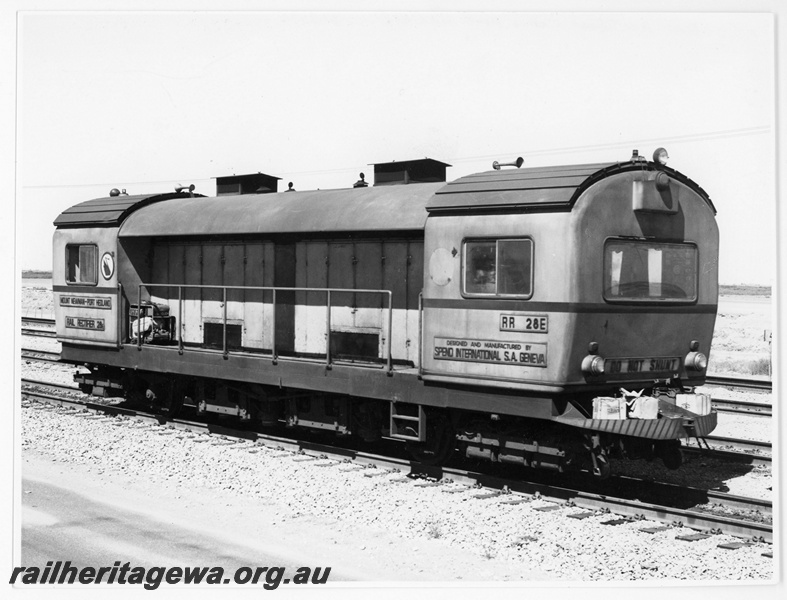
(705, 375), (772, 392)
(701, 435), (771, 452)
(682, 445), (771, 467)
(21, 317), (56, 326)
(21, 328), (58, 338)
(21, 350), (62, 364)
(712, 399), (771, 417)
(22, 386), (773, 544)
(21, 379), (81, 393)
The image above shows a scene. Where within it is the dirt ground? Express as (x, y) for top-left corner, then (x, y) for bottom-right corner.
(22, 450), (546, 583)
(711, 295), (773, 376)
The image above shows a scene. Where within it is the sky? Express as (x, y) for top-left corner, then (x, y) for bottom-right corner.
(9, 4), (778, 286)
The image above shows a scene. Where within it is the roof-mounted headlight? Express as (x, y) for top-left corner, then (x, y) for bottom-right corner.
(653, 147), (669, 165)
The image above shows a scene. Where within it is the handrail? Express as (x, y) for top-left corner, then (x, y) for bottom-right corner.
(116, 283), (123, 349)
(135, 283), (394, 371)
(418, 291), (423, 377)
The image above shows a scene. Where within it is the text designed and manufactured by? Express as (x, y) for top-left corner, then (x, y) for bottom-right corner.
(433, 337), (547, 367)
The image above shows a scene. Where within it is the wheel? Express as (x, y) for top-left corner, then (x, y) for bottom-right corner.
(406, 411), (455, 466)
(160, 391), (184, 418)
(592, 453), (611, 479)
(144, 380), (183, 418)
(657, 440), (683, 470)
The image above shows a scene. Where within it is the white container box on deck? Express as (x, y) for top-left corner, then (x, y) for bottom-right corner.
(676, 393), (711, 415)
(628, 395), (659, 419)
(592, 396), (626, 420)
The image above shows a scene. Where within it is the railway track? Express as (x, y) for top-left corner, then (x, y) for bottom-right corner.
(21, 349), (62, 364)
(693, 435), (772, 455)
(19, 368), (772, 463)
(705, 375), (772, 392)
(21, 316), (56, 326)
(21, 328), (58, 338)
(20, 379), (773, 544)
(21, 317), (56, 338)
(711, 398), (771, 417)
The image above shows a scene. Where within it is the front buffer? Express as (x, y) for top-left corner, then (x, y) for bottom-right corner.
(553, 393), (717, 476)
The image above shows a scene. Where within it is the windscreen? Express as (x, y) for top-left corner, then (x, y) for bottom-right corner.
(604, 240), (697, 301)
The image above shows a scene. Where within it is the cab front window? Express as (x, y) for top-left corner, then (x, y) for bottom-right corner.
(604, 240), (697, 302)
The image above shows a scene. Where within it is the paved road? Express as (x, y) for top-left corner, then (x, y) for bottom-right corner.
(20, 477), (325, 588)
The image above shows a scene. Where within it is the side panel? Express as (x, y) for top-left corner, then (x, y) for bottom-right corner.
(201, 243), (225, 340)
(243, 241), (267, 350)
(295, 241), (329, 355)
(274, 243), (296, 354)
(421, 212), (572, 389)
(292, 238), (423, 363)
(112, 233), (424, 364)
(53, 227), (122, 346)
(224, 243), (245, 322)
(183, 244), (203, 344)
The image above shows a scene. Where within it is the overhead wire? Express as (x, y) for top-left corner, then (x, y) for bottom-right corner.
(21, 125), (770, 191)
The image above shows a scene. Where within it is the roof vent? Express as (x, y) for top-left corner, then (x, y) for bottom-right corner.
(214, 172), (281, 196)
(353, 173), (368, 188)
(371, 158), (451, 186)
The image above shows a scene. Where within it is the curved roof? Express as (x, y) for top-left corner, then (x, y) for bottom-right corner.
(119, 183), (444, 238)
(54, 191), (204, 228)
(57, 160), (715, 237)
(428, 162), (715, 213)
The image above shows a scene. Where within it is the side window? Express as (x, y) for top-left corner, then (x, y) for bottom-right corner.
(66, 244), (98, 285)
(464, 239), (533, 297)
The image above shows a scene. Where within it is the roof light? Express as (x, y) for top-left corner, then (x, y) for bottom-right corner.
(653, 147), (669, 165)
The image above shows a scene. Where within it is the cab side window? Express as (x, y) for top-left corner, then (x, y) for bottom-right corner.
(66, 244), (98, 285)
(464, 238), (533, 297)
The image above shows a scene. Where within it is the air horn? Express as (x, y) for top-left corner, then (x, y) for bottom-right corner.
(492, 156), (524, 170)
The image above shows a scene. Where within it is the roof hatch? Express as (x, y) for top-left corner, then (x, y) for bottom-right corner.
(371, 158), (451, 186)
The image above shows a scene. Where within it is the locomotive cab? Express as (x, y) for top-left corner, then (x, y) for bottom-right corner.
(420, 154), (718, 472)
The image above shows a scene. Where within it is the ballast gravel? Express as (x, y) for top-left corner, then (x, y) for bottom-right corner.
(20, 398), (773, 582)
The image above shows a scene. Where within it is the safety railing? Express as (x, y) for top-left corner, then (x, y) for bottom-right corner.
(135, 283), (395, 372)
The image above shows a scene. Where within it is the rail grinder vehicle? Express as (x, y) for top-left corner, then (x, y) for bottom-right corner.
(53, 148), (719, 477)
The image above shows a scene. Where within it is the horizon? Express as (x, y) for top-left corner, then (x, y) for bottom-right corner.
(18, 269), (774, 290)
